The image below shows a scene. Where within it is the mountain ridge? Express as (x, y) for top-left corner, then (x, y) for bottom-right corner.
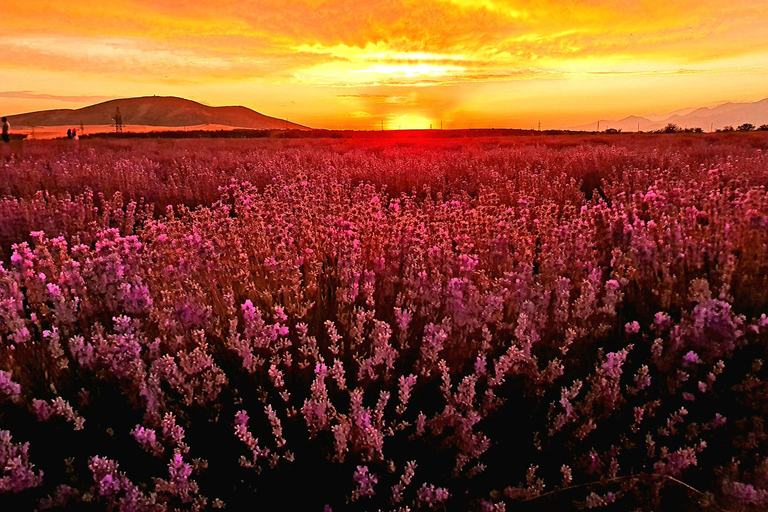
(7, 96), (310, 130)
(572, 97), (768, 132)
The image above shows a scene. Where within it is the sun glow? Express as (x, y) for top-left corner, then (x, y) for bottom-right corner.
(349, 64), (466, 78)
(361, 51), (468, 61)
(385, 114), (435, 130)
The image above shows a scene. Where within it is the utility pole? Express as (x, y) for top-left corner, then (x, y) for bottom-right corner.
(597, 120), (600, 132)
(538, 120), (541, 131)
(381, 120), (384, 131)
(440, 121), (443, 130)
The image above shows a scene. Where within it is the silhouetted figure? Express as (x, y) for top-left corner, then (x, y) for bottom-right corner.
(2, 117), (9, 161)
(2, 117), (9, 144)
(72, 129), (79, 140)
(67, 129), (72, 139)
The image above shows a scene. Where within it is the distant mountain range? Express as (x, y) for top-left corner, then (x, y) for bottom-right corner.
(8, 96), (310, 130)
(572, 98), (768, 132)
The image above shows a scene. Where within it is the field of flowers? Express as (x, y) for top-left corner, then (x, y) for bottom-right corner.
(1, 133), (768, 511)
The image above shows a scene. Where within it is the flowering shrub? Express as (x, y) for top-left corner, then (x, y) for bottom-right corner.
(1, 134), (768, 510)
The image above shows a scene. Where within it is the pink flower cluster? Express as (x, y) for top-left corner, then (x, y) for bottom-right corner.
(1, 135), (768, 510)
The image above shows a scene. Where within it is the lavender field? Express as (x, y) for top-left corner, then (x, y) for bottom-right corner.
(1, 133), (768, 511)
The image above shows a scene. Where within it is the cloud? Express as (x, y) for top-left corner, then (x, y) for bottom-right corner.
(0, 33), (347, 84)
(3, 0), (768, 88)
(338, 94), (418, 105)
(0, 91), (116, 103)
(582, 66), (768, 77)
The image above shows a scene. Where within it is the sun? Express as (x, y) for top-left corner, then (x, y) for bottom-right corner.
(386, 114), (435, 130)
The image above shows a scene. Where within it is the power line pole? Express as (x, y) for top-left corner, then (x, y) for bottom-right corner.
(538, 120), (541, 131)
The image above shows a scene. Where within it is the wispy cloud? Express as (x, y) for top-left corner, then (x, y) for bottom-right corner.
(3, 0), (768, 86)
(0, 91), (115, 103)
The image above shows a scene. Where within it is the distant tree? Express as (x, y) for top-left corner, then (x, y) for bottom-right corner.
(720, 125), (735, 132)
(663, 123), (681, 133)
(737, 123), (756, 131)
(112, 107), (123, 133)
(758, 124), (768, 131)
(605, 128), (620, 134)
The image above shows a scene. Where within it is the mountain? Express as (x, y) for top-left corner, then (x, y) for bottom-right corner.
(7, 96), (310, 130)
(572, 97), (768, 132)
(643, 106), (702, 123)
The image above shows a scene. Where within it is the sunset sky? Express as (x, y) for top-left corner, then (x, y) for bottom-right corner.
(1, 0), (768, 129)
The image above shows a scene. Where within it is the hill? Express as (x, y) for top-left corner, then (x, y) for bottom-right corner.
(7, 96), (310, 130)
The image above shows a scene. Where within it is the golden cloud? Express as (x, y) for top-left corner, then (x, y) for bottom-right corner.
(2, 0), (767, 87)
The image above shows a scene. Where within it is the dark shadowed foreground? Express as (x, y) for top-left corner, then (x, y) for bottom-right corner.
(1, 134), (768, 511)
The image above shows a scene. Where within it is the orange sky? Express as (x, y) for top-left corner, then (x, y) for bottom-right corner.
(1, 0), (768, 129)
